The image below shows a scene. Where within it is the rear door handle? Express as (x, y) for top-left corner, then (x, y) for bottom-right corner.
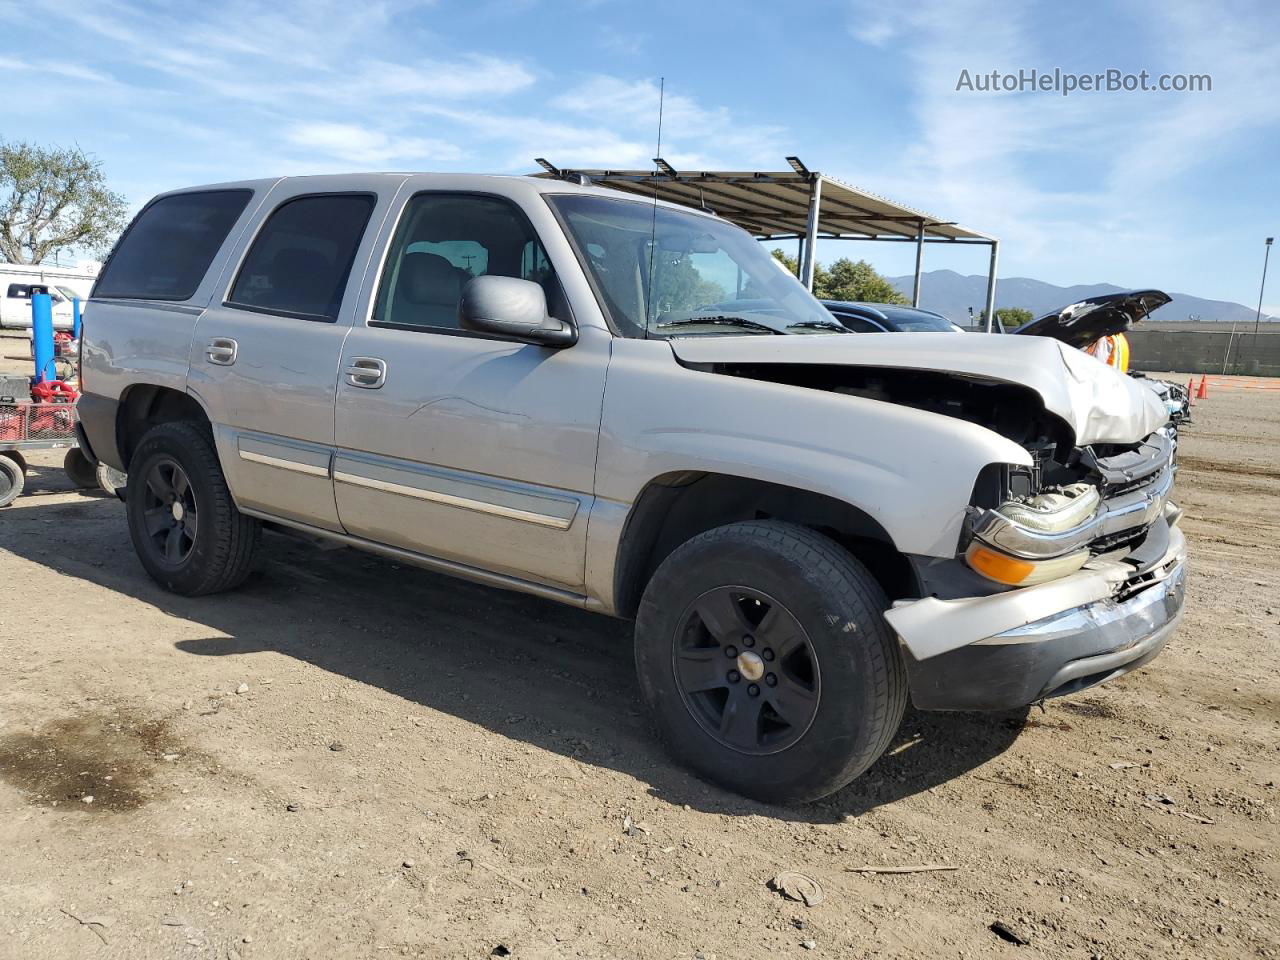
(206, 337), (238, 365)
(345, 357), (387, 389)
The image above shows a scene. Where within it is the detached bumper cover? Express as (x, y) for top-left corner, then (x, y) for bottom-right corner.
(889, 526), (1186, 711)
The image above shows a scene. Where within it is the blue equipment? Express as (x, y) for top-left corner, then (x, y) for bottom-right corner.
(30, 288), (56, 384)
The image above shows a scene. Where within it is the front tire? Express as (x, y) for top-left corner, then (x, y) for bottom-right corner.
(125, 421), (260, 595)
(635, 520), (907, 803)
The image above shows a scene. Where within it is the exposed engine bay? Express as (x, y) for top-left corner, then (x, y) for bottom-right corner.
(704, 362), (1076, 451)
(699, 359), (1177, 585)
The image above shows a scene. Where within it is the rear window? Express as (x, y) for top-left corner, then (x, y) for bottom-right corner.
(94, 190), (252, 301)
(227, 193), (375, 321)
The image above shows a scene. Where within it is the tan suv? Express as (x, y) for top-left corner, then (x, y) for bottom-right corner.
(75, 173), (1186, 802)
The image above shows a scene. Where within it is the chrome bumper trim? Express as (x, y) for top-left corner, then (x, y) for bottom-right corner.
(887, 524), (1186, 661)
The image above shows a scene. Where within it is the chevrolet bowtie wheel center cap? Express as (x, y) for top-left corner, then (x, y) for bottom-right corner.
(736, 650), (765, 683)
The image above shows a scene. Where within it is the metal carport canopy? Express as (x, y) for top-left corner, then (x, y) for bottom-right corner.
(531, 157), (1001, 330)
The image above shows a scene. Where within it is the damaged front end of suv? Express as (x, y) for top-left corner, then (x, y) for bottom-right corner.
(669, 330), (1187, 713)
(908, 419), (1185, 710)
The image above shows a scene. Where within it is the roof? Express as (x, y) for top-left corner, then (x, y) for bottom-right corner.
(152, 172), (724, 219)
(821, 300), (951, 321)
(530, 162), (993, 243)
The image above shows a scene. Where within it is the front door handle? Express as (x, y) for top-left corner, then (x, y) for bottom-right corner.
(345, 357), (387, 389)
(206, 337), (238, 365)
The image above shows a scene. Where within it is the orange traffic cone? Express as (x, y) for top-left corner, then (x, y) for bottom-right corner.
(1187, 378), (1196, 406)
(1196, 375), (1208, 400)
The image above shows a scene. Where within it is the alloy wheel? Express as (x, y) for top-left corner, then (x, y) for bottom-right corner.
(141, 457), (199, 566)
(671, 585), (821, 755)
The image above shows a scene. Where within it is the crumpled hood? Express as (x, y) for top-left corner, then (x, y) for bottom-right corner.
(668, 332), (1170, 445)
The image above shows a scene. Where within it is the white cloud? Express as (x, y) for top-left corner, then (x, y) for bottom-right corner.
(355, 57), (535, 100)
(285, 122), (464, 168)
(551, 76), (787, 168)
(596, 25), (647, 57)
(0, 56), (114, 85)
(3, 0), (789, 203)
(848, 14), (898, 46)
(838, 0), (1280, 299)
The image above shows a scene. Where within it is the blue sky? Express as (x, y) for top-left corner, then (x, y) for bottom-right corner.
(2, 0), (1277, 312)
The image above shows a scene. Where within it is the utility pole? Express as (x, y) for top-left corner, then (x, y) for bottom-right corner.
(1254, 237), (1274, 362)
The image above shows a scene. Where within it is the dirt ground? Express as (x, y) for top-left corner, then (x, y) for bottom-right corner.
(0, 336), (1276, 959)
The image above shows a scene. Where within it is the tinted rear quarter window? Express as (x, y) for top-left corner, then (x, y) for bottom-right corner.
(228, 193), (375, 321)
(94, 190), (252, 301)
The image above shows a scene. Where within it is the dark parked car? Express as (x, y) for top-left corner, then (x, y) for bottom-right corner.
(821, 300), (964, 333)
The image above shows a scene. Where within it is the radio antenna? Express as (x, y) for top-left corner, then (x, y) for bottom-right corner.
(643, 76), (665, 337)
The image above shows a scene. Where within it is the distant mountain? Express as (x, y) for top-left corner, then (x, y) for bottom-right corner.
(886, 269), (1277, 325)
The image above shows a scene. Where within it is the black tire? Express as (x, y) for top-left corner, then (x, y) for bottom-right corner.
(635, 520), (907, 803)
(125, 421), (260, 595)
(0, 454), (24, 507)
(1, 451), (27, 475)
(63, 447), (98, 488)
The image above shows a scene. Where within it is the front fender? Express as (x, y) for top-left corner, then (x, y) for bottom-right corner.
(594, 339), (1032, 560)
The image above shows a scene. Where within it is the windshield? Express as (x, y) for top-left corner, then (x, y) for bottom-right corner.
(547, 193), (844, 338)
(878, 308), (963, 333)
(55, 286), (82, 302)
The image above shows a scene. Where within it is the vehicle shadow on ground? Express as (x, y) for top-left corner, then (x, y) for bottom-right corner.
(3, 492), (1028, 824)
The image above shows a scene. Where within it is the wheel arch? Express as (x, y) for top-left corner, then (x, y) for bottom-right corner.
(116, 384), (212, 470)
(613, 471), (919, 619)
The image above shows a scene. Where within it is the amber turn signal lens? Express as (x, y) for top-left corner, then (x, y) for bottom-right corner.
(965, 544), (1035, 585)
(965, 542), (1092, 587)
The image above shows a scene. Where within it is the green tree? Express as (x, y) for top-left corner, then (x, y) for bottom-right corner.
(770, 247), (801, 276)
(0, 140), (128, 264)
(977, 307), (1035, 329)
(649, 254), (726, 318)
(818, 258), (908, 304)
(768, 248), (907, 304)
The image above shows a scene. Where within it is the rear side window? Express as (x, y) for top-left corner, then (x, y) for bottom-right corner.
(6, 284), (30, 298)
(228, 193), (374, 321)
(94, 190), (252, 301)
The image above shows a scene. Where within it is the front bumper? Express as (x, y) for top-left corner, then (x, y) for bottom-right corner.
(887, 525), (1186, 711)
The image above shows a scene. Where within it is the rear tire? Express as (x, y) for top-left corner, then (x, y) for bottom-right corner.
(1, 451), (27, 475)
(0, 454), (24, 507)
(63, 447), (97, 488)
(125, 421), (260, 595)
(634, 520), (907, 803)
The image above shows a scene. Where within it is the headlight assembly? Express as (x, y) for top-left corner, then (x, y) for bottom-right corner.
(991, 483), (1100, 534)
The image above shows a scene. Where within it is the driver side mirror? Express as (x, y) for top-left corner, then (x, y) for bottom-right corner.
(458, 275), (577, 347)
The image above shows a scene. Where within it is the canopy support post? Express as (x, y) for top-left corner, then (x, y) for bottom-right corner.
(911, 221), (925, 307)
(983, 239), (1000, 332)
(800, 176), (823, 290)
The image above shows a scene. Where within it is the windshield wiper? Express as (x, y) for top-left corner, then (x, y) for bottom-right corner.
(654, 315), (784, 335)
(786, 319), (852, 333)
